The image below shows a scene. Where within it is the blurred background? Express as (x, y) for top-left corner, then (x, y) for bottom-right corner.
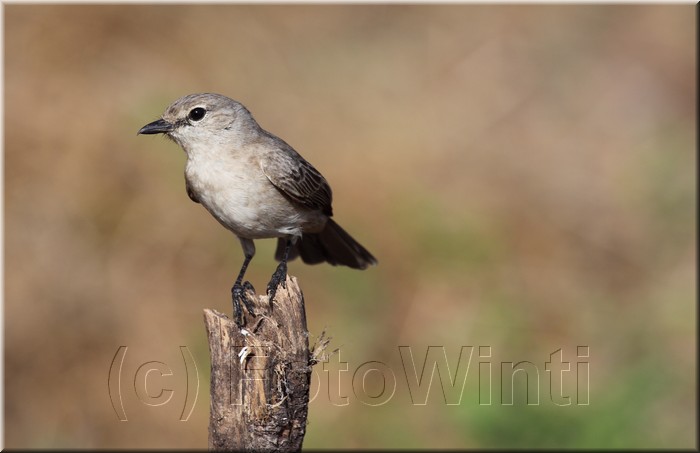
(3, 4), (696, 449)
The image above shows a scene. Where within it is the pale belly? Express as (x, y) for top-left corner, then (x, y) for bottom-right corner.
(185, 157), (326, 239)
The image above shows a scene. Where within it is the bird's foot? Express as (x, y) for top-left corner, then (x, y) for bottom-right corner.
(266, 261), (288, 304)
(231, 281), (257, 327)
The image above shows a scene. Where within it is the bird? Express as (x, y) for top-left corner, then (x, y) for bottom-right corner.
(138, 93), (377, 325)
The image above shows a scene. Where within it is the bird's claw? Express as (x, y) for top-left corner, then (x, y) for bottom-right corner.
(232, 281), (256, 326)
(266, 261), (288, 304)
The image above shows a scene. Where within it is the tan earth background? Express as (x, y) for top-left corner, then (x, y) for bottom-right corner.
(3, 4), (696, 449)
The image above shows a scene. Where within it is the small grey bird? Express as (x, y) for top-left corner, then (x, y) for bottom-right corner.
(138, 93), (377, 324)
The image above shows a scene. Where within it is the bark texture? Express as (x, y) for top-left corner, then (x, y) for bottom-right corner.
(204, 275), (311, 451)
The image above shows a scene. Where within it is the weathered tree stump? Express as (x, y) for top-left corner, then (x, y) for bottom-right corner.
(204, 275), (312, 451)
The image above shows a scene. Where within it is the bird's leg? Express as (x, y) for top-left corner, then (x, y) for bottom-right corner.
(232, 239), (257, 326)
(267, 238), (292, 303)
(231, 255), (255, 326)
(242, 280), (256, 296)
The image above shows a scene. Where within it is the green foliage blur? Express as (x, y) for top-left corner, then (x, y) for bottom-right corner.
(3, 4), (695, 449)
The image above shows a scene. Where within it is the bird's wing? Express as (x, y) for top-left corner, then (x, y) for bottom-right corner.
(261, 144), (333, 216)
(185, 179), (200, 204)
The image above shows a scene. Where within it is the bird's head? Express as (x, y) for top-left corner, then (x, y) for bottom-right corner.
(138, 93), (258, 152)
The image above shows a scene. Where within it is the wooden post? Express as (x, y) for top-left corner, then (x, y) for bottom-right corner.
(204, 275), (312, 451)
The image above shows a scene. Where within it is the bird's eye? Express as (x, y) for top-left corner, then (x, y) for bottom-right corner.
(188, 107), (206, 122)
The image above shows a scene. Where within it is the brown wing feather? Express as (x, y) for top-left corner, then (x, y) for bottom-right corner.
(261, 143), (333, 216)
(186, 179), (200, 203)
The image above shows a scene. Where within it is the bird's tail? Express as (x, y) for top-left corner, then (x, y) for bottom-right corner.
(275, 219), (377, 269)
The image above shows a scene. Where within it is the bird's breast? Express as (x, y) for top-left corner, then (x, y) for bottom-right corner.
(184, 155), (325, 239)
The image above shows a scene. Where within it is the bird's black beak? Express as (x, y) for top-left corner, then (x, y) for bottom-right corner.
(138, 118), (173, 135)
